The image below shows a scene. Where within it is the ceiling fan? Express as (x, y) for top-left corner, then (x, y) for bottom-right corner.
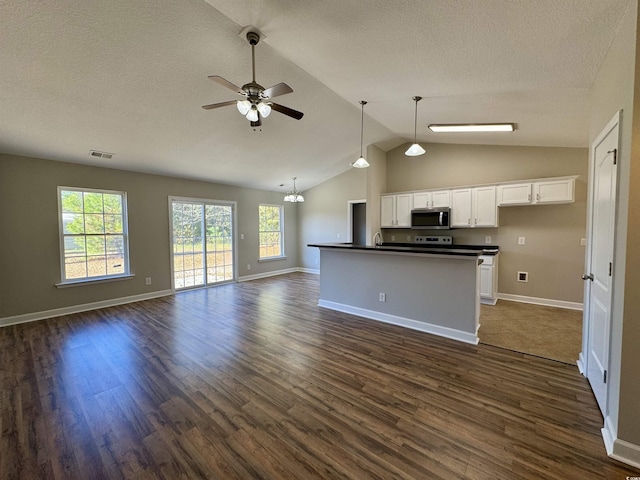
(202, 31), (304, 127)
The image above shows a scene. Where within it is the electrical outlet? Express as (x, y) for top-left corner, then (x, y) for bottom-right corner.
(247, 264), (251, 270)
(406, 235), (411, 241)
(580, 238), (586, 246)
(517, 271), (528, 282)
(379, 292), (386, 302)
(518, 236), (526, 245)
(240, 233), (244, 240)
(391, 235), (395, 241)
(337, 233), (341, 239)
(485, 236), (492, 244)
(145, 277), (151, 285)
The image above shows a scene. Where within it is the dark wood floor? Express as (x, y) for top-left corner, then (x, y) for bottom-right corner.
(2, 273), (638, 479)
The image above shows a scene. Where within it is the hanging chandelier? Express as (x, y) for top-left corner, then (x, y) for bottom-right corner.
(284, 177), (304, 202)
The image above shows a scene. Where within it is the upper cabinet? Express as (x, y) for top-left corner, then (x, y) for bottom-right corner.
(451, 186), (498, 228)
(381, 193), (412, 228)
(412, 190), (450, 209)
(497, 177), (576, 206)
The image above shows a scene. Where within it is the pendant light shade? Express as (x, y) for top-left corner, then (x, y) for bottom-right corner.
(284, 177), (304, 202)
(351, 100), (370, 168)
(405, 96), (426, 157)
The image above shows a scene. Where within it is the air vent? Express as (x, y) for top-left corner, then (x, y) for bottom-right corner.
(90, 150), (114, 159)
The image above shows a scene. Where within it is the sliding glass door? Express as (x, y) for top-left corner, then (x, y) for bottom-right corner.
(170, 198), (235, 290)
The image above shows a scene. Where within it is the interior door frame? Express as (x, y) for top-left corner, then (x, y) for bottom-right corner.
(579, 110), (620, 413)
(347, 199), (367, 243)
(168, 196), (238, 292)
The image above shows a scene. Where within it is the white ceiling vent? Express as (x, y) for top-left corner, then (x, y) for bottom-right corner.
(90, 150), (114, 159)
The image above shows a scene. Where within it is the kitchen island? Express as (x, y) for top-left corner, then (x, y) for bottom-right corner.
(308, 243), (485, 344)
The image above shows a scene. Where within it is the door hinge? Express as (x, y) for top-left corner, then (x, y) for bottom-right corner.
(609, 262), (613, 276)
(608, 148), (617, 165)
(604, 370), (607, 384)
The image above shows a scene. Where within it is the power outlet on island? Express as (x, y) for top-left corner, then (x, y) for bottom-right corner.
(145, 277), (152, 285)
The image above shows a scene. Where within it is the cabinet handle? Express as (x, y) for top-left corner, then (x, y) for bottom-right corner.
(528, 194), (531, 201)
(475, 218), (478, 225)
(536, 193), (540, 201)
(468, 218), (471, 225)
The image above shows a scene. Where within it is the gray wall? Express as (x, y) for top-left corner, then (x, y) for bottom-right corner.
(0, 153), (299, 319)
(384, 143), (588, 303)
(297, 168), (367, 270)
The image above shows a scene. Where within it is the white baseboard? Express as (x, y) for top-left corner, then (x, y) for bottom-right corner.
(0, 289), (173, 328)
(318, 299), (479, 345)
(237, 267), (300, 282)
(496, 293), (583, 311)
(602, 415), (640, 469)
(576, 351), (586, 375)
(298, 267), (320, 274)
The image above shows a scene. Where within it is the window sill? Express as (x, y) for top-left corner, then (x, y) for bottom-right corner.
(258, 256), (287, 263)
(55, 274), (135, 289)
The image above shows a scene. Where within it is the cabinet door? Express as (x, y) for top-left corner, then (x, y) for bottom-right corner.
(395, 194), (413, 227)
(473, 186), (498, 227)
(533, 179), (575, 204)
(431, 190), (451, 208)
(412, 192), (430, 209)
(380, 196), (395, 227)
(451, 189), (472, 227)
(479, 265), (493, 298)
(497, 183), (532, 206)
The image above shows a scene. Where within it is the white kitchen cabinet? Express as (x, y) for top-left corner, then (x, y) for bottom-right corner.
(474, 186), (498, 227)
(533, 178), (575, 204)
(497, 183), (532, 206)
(412, 190), (450, 209)
(380, 194), (412, 228)
(479, 254), (499, 305)
(451, 186), (498, 228)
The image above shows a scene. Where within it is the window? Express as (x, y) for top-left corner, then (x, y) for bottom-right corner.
(58, 187), (129, 283)
(259, 204), (284, 259)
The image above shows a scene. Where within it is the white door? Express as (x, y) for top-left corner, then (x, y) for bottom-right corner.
(584, 111), (619, 413)
(412, 192), (430, 209)
(431, 190), (451, 208)
(473, 186), (497, 227)
(380, 196), (395, 227)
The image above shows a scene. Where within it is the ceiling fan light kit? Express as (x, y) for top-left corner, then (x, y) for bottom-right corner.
(351, 100), (370, 169)
(428, 123), (516, 133)
(202, 29), (303, 127)
(405, 96), (426, 157)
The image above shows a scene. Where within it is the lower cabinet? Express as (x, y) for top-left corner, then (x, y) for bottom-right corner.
(479, 254), (499, 305)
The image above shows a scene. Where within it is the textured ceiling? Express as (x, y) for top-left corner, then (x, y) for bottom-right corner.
(0, 0), (631, 192)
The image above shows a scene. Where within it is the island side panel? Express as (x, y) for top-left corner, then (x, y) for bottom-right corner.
(317, 248), (479, 343)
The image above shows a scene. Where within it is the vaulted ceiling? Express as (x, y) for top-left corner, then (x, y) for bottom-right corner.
(0, 0), (631, 192)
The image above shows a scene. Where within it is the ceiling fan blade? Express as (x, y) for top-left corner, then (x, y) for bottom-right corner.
(202, 100), (237, 110)
(262, 82), (293, 99)
(208, 75), (245, 95)
(271, 102), (304, 120)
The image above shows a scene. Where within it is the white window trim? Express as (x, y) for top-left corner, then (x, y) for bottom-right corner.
(57, 186), (131, 286)
(259, 203), (285, 260)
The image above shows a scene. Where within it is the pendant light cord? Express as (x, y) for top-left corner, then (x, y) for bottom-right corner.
(360, 100), (367, 157)
(412, 96), (422, 144)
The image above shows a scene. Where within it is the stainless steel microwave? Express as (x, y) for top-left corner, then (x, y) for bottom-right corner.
(411, 207), (451, 230)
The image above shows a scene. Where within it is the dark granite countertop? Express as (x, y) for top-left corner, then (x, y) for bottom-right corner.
(381, 243), (500, 255)
(307, 242), (485, 257)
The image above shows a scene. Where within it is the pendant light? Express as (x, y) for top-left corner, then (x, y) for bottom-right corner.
(284, 177), (304, 202)
(351, 101), (370, 168)
(405, 96), (426, 157)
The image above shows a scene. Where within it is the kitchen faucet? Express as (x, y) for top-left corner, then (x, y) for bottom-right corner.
(373, 231), (383, 246)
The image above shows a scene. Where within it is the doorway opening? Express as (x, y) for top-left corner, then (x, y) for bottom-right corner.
(349, 200), (367, 245)
(169, 197), (237, 290)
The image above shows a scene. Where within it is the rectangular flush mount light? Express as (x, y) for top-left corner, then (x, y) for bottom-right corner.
(428, 123), (516, 133)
